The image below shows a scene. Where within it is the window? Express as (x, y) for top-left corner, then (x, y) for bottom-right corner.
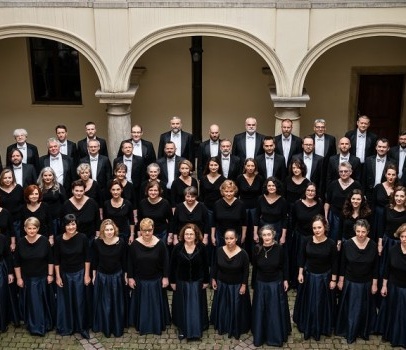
(29, 38), (82, 104)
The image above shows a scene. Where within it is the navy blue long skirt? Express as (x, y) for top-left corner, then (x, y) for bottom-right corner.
(380, 236), (398, 278)
(19, 275), (55, 336)
(252, 279), (291, 347)
(335, 280), (377, 343)
(0, 260), (11, 332)
(293, 270), (335, 340)
(56, 269), (89, 337)
(289, 231), (307, 289)
(92, 270), (125, 337)
(210, 280), (251, 339)
(171, 279), (208, 339)
(376, 283), (406, 348)
(128, 278), (170, 335)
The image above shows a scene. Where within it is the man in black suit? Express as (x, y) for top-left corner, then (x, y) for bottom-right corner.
(292, 136), (324, 191)
(80, 139), (112, 199)
(388, 131), (406, 186)
(55, 125), (79, 167)
(157, 116), (194, 162)
(197, 124), (221, 180)
(117, 124), (156, 167)
(274, 119), (302, 167)
(9, 148), (37, 188)
(232, 117), (265, 160)
(364, 138), (394, 202)
(255, 136), (286, 182)
(39, 138), (75, 194)
(326, 137), (361, 187)
(113, 140), (145, 200)
(219, 139), (241, 181)
(156, 141), (184, 194)
(77, 121), (109, 159)
(6, 128), (40, 173)
(344, 115), (377, 165)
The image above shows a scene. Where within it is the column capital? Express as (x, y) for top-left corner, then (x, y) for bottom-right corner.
(95, 85), (138, 105)
(270, 88), (310, 108)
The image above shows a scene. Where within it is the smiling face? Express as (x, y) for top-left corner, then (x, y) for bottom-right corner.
(209, 160), (220, 174)
(314, 122), (326, 137)
(42, 171), (54, 185)
(103, 224), (116, 240)
(292, 163), (302, 176)
(115, 168), (126, 180)
(147, 166), (160, 180)
(400, 231), (406, 247)
(25, 223), (39, 237)
(339, 166), (352, 180)
(351, 193), (362, 209)
(80, 169), (91, 181)
(11, 150), (23, 165)
(312, 220), (326, 239)
(179, 164), (191, 177)
(305, 185), (316, 200)
(266, 180), (277, 195)
(183, 227), (196, 244)
(261, 229), (275, 245)
(244, 160), (256, 174)
(110, 184), (123, 199)
(131, 125), (143, 142)
(1, 171), (14, 187)
(394, 190), (406, 207)
(65, 221), (77, 234)
(72, 185), (85, 200)
(376, 140), (389, 157)
(28, 188), (40, 204)
(15, 132), (27, 145)
(147, 185), (160, 200)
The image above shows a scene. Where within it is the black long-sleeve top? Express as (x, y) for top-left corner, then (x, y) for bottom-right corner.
(251, 244), (288, 284)
(107, 180), (137, 209)
(235, 174), (264, 209)
(170, 177), (199, 206)
(0, 208), (14, 238)
(199, 175), (226, 211)
(325, 180), (362, 215)
(255, 195), (288, 228)
(372, 183), (391, 209)
(137, 198), (173, 234)
(92, 238), (127, 274)
(14, 235), (53, 277)
(299, 237), (338, 275)
(338, 214), (372, 241)
(41, 187), (67, 220)
(85, 181), (103, 208)
(169, 242), (209, 284)
(212, 198), (247, 235)
(212, 247), (249, 285)
(21, 203), (53, 237)
(127, 239), (169, 280)
(172, 202), (209, 235)
(0, 185), (24, 221)
(140, 180), (168, 202)
(0, 234), (13, 271)
(284, 177), (309, 204)
(103, 199), (135, 234)
(291, 199), (324, 237)
(384, 244), (406, 288)
(62, 198), (101, 239)
(54, 232), (90, 273)
(382, 208), (406, 239)
(339, 239), (378, 282)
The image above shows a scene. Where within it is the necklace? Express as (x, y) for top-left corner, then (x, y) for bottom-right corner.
(264, 245), (274, 258)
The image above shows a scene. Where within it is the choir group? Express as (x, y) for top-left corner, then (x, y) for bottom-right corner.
(0, 115), (406, 348)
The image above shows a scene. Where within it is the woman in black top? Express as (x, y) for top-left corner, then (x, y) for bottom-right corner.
(38, 167), (67, 237)
(54, 214), (91, 339)
(211, 180), (247, 247)
(127, 218), (170, 335)
(77, 163), (102, 212)
(251, 225), (291, 347)
(170, 223), (209, 340)
(324, 161), (362, 243)
(62, 180), (100, 243)
(137, 180), (173, 245)
(0, 168), (24, 244)
(140, 163), (168, 201)
(285, 158), (309, 205)
(110, 163), (137, 211)
(0, 232), (14, 332)
(173, 186), (209, 245)
(293, 214), (338, 340)
(14, 217), (54, 336)
(92, 219), (127, 338)
(377, 223), (406, 348)
(170, 159), (198, 207)
(210, 229), (251, 339)
(21, 185), (53, 245)
(102, 179), (135, 244)
(336, 219), (378, 343)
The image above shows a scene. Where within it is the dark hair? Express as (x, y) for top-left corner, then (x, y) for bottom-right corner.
(8, 148), (23, 161)
(342, 189), (371, 218)
(63, 214), (77, 227)
(71, 179), (86, 190)
(262, 136), (275, 145)
(384, 163), (399, 186)
(243, 158), (258, 174)
(389, 186), (406, 209)
(85, 121), (96, 127)
(301, 182), (318, 199)
(312, 214), (329, 232)
(178, 223), (203, 243)
(55, 125), (67, 132)
(24, 184), (43, 203)
(203, 156), (223, 176)
(289, 158), (307, 177)
(145, 180), (163, 196)
(114, 162), (128, 174)
(109, 178), (124, 191)
(264, 176), (283, 196)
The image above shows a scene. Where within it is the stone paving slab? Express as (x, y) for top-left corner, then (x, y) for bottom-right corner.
(0, 289), (404, 350)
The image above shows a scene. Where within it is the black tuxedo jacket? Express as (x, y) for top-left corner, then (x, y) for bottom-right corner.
(77, 136), (109, 159)
(6, 142), (40, 172)
(232, 132), (265, 160)
(310, 133), (337, 160)
(255, 153), (287, 182)
(80, 155), (112, 191)
(388, 146), (406, 186)
(156, 156), (185, 186)
(117, 138), (156, 167)
(113, 155), (146, 190)
(220, 154), (242, 181)
(197, 139), (221, 179)
(62, 140), (79, 166)
(344, 129), (377, 161)
(11, 163), (37, 188)
(292, 153), (324, 191)
(274, 134), (303, 166)
(157, 131), (195, 162)
(363, 155), (395, 199)
(39, 154), (75, 192)
(326, 154), (361, 187)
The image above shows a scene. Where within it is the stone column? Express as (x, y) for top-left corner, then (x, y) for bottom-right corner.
(95, 86), (138, 160)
